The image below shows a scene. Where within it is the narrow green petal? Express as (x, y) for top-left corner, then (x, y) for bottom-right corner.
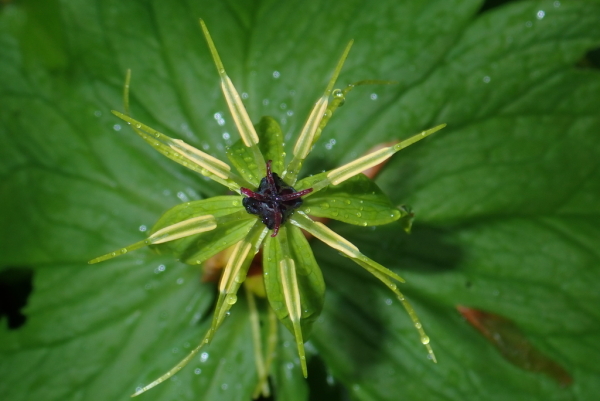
(290, 211), (404, 283)
(199, 19), (265, 177)
(112, 111), (243, 192)
(317, 80), (397, 137)
(282, 40), (354, 185)
(301, 124), (447, 196)
(290, 211), (436, 363)
(149, 215), (217, 244)
(89, 215), (217, 264)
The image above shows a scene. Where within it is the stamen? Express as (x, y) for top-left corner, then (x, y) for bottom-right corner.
(241, 161), (314, 237)
(278, 188), (313, 201)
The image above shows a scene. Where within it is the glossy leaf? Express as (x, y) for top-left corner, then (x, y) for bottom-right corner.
(2, 1), (600, 401)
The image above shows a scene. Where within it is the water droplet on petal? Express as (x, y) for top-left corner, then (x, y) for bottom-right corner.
(226, 294), (237, 305)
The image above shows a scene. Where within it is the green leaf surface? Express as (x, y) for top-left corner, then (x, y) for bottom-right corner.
(302, 173), (401, 226)
(2, 0), (600, 400)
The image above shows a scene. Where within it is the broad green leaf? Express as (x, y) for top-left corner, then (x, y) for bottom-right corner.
(2, 0), (600, 401)
(302, 173), (403, 226)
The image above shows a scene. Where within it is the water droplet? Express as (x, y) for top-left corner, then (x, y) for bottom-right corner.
(226, 294), (237, 305)
(232, 200), (240, 206)
(421, 336), (430, 345)
(536, 10), (545, 19)
(194, 368), (202, 375)
(200, 352), (209, 362)
(221, 383), (229, 390)
(345, 199), (351, 205)
(332, 89), (343, 98)
(272, 71), (280, 79)
(305, 207), (311, 213)
(321, 202), (330, 209)
(388, 283), (397, 290)
(356, 212), (362, 217)
(361, 222), (368, 226)
(331, 211), (339, 217)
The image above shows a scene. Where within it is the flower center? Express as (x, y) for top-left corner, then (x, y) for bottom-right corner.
(241, 160), (313, 237)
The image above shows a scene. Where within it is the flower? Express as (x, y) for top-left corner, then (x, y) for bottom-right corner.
(90, 19), (445, 397)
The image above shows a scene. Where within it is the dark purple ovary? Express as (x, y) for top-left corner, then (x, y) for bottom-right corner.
(241, 160), (313, 237)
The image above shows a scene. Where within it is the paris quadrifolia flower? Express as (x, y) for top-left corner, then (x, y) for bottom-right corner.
(90, 19), (446, 397)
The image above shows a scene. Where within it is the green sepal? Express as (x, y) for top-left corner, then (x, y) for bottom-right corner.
(257, 116), (285, 175)
(149, 196), (255, 264)
(262, 224), (325, 340)
(226, 116), (285, 187)
(300, 173), (402, 226)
